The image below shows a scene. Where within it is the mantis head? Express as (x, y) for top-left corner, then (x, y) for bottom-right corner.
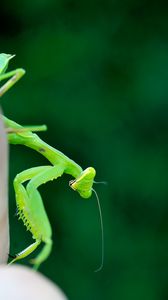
(69, 167), (96, 198)
(70, 166), (104, 272)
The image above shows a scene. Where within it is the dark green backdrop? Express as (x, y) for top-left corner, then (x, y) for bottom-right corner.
(1, 1), (168, 299)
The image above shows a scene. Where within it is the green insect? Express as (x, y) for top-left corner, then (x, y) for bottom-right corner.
(0, 53), (104, 271)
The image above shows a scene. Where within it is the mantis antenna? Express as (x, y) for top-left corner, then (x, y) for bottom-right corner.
(92, 188), (104, 272)
(94, 181), (108, 185)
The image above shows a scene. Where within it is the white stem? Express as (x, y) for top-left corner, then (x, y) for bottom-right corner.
(0, 110), (9, 264)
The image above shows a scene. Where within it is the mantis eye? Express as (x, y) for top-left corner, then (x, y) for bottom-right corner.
(69, 167), (96, 199)
(69, 179), (75, 188)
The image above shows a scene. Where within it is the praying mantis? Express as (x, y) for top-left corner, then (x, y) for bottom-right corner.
(0, 54), (104, 271)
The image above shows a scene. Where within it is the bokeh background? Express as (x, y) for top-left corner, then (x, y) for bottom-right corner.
(1, 1), (168, 299)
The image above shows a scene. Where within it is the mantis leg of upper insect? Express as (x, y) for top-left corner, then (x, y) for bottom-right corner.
(0, 68), (25, 97)
(8, 240), (41, 265)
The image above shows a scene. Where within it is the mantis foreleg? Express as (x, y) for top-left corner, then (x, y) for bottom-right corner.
(9, 166), (52, 266)
(11, 165), (64, 268)
(25, 165), (65, 268)
(26, 165), (65, 192)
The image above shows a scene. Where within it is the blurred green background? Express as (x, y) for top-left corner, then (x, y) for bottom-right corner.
(1, 1), (168, 299)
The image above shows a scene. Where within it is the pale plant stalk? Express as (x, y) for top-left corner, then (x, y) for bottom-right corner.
(0, 110), (9, 263)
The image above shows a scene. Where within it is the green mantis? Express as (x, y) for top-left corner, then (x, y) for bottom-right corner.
(0, 54), (104, 271)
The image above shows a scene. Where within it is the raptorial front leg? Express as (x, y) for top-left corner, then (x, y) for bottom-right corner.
(25, 165), (65, 268)
(8, 166), (52, 266)
(13, 165), (52, 216)
(10, 164), (65, 268)
(14, 166), (52, 187)
(26, 164), (65, 193)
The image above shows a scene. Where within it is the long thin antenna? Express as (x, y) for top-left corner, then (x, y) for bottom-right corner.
(92, 188), (104, 272)
(94, 180), (108, 185)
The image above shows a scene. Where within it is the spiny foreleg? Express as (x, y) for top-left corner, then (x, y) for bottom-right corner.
(9, 165), (65, 269)
(9, 166), (52, 266)
(25, 165), (65, 268)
